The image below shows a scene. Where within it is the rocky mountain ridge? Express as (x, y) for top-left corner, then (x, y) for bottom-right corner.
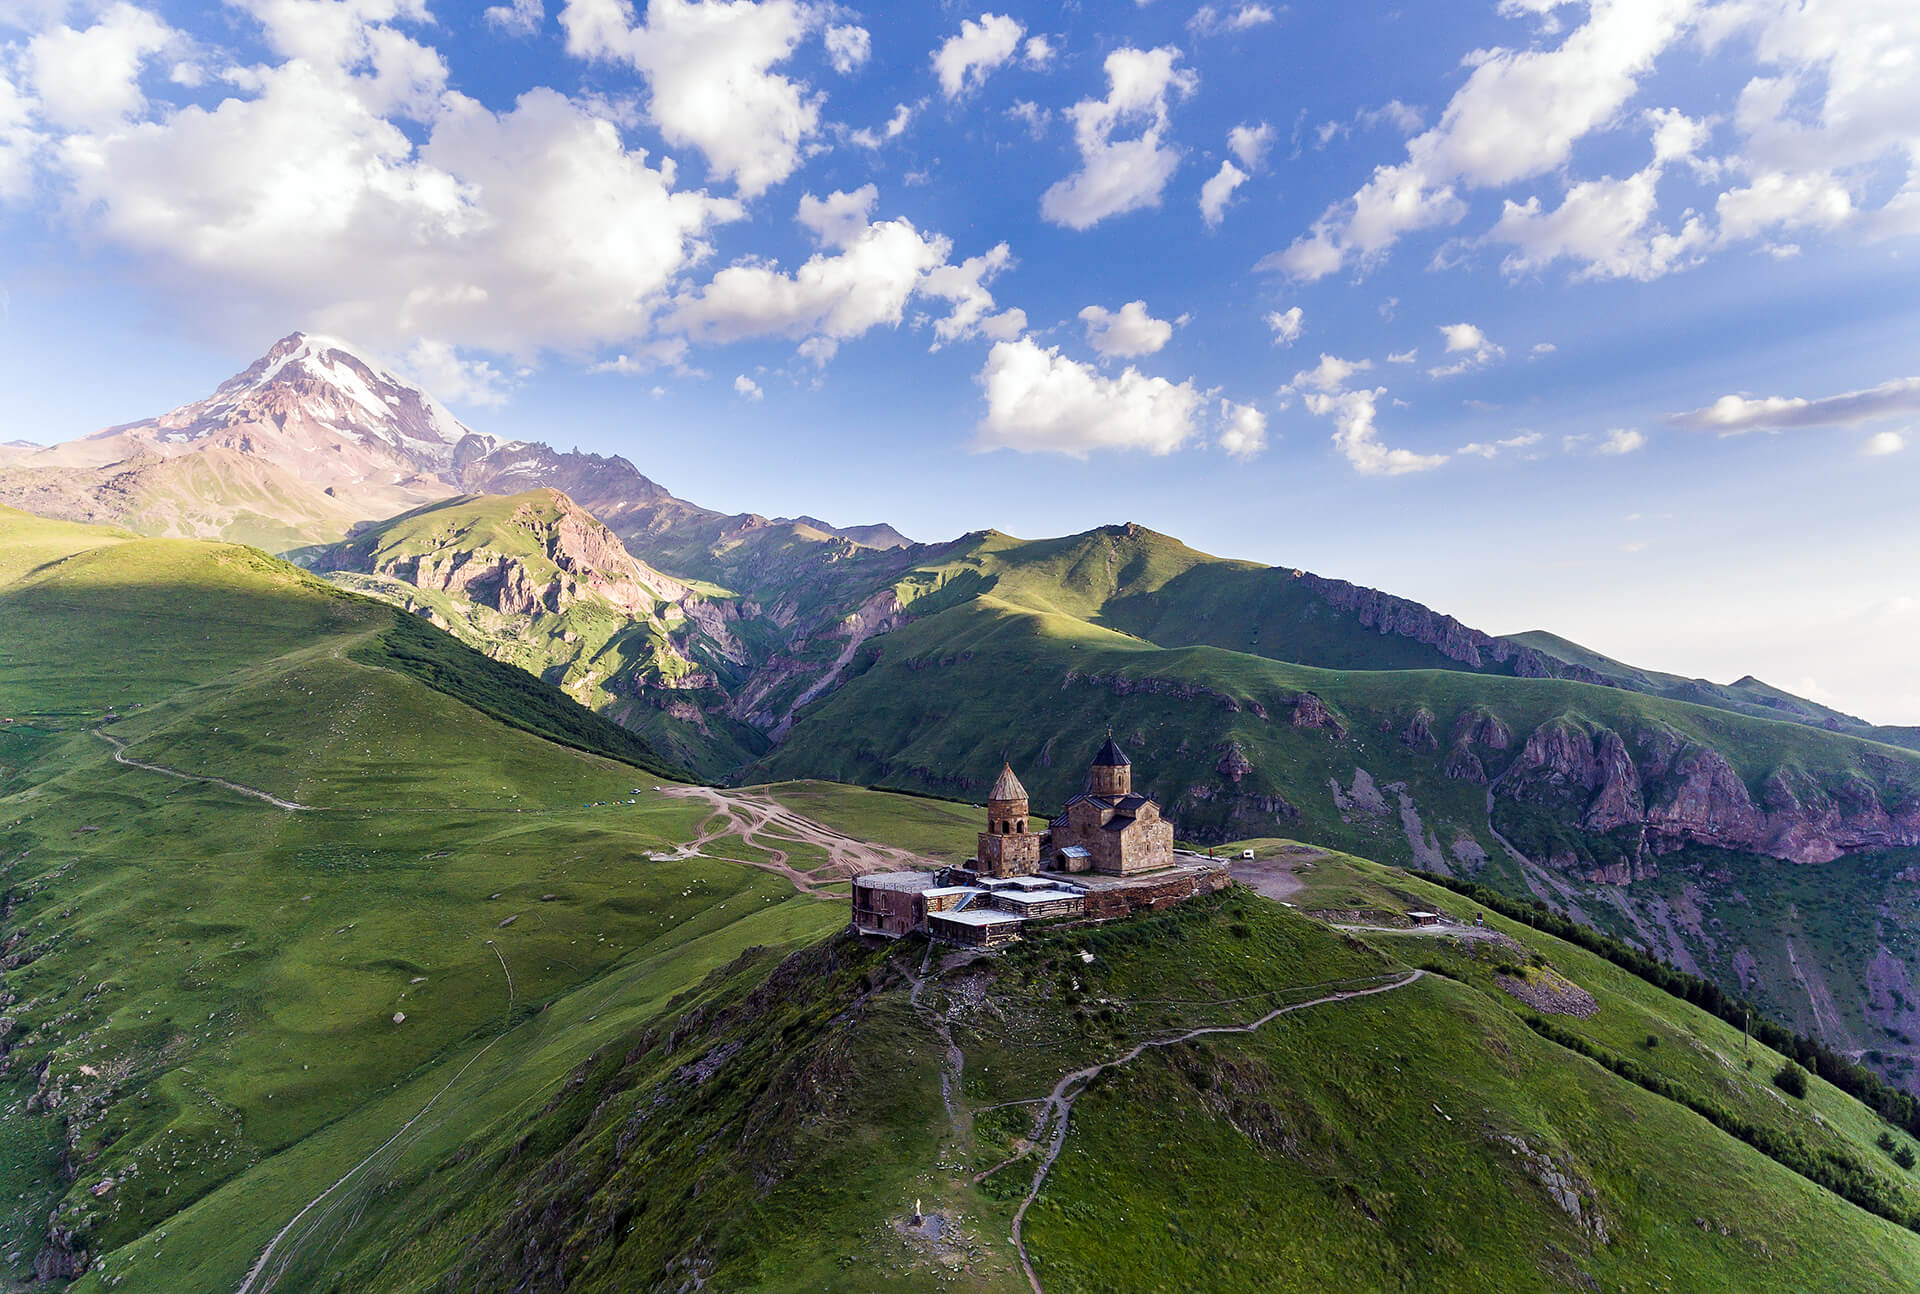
(1496, 716), (1920, 874)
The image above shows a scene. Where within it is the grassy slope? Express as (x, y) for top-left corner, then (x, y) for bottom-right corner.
(309, 492), (766, 781)
(757, 596), (1920, 843)
(1512, 629), (1920, 753)
(161, 873), (1920, 1292)
(754, 592), (1920, 1092)
(0, 510), (837, 1287)
(889, 525), (1475, 674)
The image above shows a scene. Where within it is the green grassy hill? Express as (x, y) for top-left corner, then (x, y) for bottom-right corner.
(5, 506), (1919, 1290)
(752, 585), (1920, 1097)
(1512, 629), (1920, 753)
(301, 490), (770, 779)
(83, 848), (1920, 1292)
(0, 507), (840, 1286)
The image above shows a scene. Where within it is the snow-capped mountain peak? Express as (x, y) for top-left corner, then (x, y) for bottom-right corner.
(189, 331), (479, 457)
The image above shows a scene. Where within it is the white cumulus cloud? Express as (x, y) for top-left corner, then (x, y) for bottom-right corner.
(1489, 145), (1710, 282)
(1304, 387), (1449, 476)
(560, 0), (822, 198)
(1267, 0), (1698, 280)
(668, 206), (1019, 356)
(1287, 353), (1372, 395)
(27, 2), (178, 133)
(1458, 430), (1543, 458)
(734, 372), (764, 399)
(1597, 427), (1646, 454)
(976, 337), (1204, 456)
(824, 23), (870, 74)
(1264, 306), (1303, 346)
(404, 337), (514, 406)
(52, 13), (745, 362)
(1198, 159), (1246, 227)
(485, 0), (544, 37)
(1041, 46), (1197, 230)
(1227, 121), (1273, 169)
(932, 13), (1023, 99)
(849, 101), (913, 149)
(795, 184), (877, 247)
(1188, 4), (1277, 36)
(1079, 299), (1174, 358)
(1863, 430), (1907, 456)
(1427, 322), (1505, 377)
(1217, 398), (1267, 458)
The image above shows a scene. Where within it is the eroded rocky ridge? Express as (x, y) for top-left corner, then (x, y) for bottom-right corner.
(1295, 571), (1612, 683)
(1493, 716), (1920, 874)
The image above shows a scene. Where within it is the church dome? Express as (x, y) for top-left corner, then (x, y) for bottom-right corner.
(988, 762), (1028, 802)
(1092, 735), (1131, 768)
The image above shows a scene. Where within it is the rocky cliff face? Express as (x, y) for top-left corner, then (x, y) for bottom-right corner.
(1496, 716), (1920, 871)
(1296, 572), (1613, 685)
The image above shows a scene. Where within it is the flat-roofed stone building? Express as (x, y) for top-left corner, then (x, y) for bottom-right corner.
(926, 906), (1026, 948)
(851, 871), (940, 937)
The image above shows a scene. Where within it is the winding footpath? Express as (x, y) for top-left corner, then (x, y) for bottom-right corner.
(234, 940), (517, 1294)
(95, 729), (316, 812)
(1008, 970), (1425, 1294)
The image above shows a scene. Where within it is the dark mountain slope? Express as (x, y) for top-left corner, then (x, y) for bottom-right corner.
(1513, 628), (1920, 752)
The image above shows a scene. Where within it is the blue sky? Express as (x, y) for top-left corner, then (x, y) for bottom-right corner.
(2, 0), (1918, 721)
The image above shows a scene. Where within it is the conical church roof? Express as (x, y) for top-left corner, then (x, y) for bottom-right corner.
(988, 762), (1028, 801)
(1092, 734), (1131, 767)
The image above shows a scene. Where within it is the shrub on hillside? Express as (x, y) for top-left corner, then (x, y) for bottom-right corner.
(1898, 1145), (1917, 1172)
(1775, 1061), (1810, 1099)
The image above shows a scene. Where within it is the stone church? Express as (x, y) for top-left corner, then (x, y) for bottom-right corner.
(974, 736), (1176, 879)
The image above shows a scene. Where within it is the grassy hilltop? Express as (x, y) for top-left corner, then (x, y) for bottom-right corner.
(0, 507), (841, 1286)
(74, 841), (1920, 1293)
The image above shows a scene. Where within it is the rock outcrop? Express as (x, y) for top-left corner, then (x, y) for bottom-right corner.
(1296, 572), (1613, 685)
(1497, 717), (1920, 868)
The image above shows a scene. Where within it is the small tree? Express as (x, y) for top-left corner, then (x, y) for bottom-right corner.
(1879, 1130), (1897, 1153)
(1773, 1061), (1809, 1099)
(1897, 1145), (1917, 1172)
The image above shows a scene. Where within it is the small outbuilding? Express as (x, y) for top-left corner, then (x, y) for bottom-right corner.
(1407, 910), (1441, 927)
(852, 871), (941, 937)
(926, 907), (1026, 949)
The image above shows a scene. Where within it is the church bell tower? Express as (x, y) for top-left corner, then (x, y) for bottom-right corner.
(976, 762), (1042, 878)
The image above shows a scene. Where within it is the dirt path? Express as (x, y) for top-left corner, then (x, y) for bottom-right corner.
(906, 940), (972, 1141)
(1008, 970), (1425, 1294)
(95, 729), (316, 812)
(236, 940), (516, 1294)
(656, 785), (936, 891)
(1331, 922), (1505, 942)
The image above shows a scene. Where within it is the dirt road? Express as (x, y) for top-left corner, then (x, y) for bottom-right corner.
(656, 785), (937, 892)
(95, 729), (316, 812)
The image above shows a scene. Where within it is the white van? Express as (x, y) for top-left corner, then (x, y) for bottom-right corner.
(1240, 849), (1255, 860)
